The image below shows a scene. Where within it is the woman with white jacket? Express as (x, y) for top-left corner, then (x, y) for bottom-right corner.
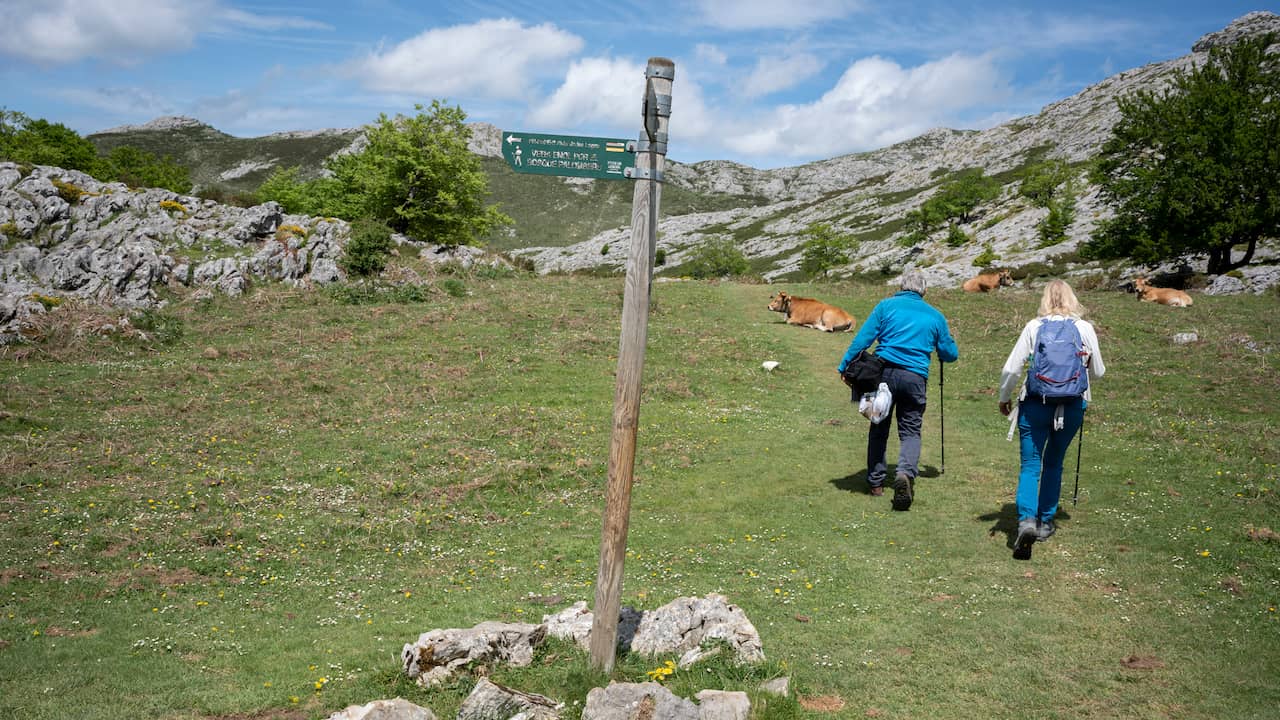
(998, 280), (1105, 558)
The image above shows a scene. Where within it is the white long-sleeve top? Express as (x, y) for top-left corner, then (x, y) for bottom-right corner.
(998, 315), (1106, 403)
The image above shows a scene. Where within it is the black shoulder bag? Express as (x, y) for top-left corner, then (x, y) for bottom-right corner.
(841, 350), (885, 398)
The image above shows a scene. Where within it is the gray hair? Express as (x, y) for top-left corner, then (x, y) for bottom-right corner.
(899, 270), (927, 296)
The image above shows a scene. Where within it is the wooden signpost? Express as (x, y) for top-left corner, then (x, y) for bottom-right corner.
(587, 57), (674, 674)
(502, 57), (674, 674)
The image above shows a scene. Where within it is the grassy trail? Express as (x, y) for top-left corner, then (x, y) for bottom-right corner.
(0, 277), (1276, 719)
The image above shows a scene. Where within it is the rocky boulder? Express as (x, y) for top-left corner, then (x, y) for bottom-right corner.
(401, 621), (546, 687)
(457, 678), (562, 720)
(326, 698), (437, 720)
(542, 594), (764, 667)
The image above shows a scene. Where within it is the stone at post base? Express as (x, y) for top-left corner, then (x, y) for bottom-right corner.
(581, 682), (699, 720)
(542, 594), (764, 667)
(457, 677), (562, 720)
(401, 621), (546, 686)
(325, 697), (436, 720)
(694, 690), (750, 720)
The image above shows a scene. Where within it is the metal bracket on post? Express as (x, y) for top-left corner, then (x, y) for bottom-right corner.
(627, 134), (668, 155)
(624, 166), (665, 182)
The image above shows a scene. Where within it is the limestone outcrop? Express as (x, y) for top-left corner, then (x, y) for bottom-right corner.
(0, 162), (349, 340)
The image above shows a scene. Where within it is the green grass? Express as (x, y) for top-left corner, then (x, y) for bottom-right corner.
(1, 277), (1277, 719)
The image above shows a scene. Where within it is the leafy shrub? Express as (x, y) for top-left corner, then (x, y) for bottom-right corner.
(52, 180), (86, 204)
(324, 282), (430, 305)
(473, 264), (515, 280)
(945, 224), (971, 247)
(129, 307), (184, 345)
(655, 248), (667, 266)
(0, 221), (19, 238)
(276, 224), (309, 242)
(442, 278), (467, 297)
(1009, 262), (1052, 281)
(1036, 193), (1076, 248)
(159, 199), (188, 215)
(972, 244), (999, 267)
(29, 292), (62, 310)
(601, 243), (610, 255)
(340, 219), (393, 277)
(100, 145), (192, 193)
(682, 237), (749, 279)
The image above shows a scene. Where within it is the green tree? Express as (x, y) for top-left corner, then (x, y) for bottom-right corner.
(932, 169), (1001, 224)
(254, 166), (350, 216)
(1086, 33), (1280, 274)
(799, 222), (856, 279)
(683, 237), (749, 279)
(0, 109), (100, 173)
(100, 145), (192, 193)
(1019, 159), (1074, 208)
(327, 101), (510, 247)
(1037, 183), (1077, 247)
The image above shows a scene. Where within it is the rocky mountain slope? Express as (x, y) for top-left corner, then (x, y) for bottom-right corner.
(3, 12), (1277, 342)
(513, 11), (1279, 288)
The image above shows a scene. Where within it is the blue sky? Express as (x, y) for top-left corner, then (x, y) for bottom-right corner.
(0, 1), (1270, 168)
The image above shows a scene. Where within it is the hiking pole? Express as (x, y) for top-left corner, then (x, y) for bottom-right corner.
(1072, 412), (1085, 505)
(939, 359), (945, 475)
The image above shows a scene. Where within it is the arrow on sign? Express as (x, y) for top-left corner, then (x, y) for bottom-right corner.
(506, 135), (522, 144)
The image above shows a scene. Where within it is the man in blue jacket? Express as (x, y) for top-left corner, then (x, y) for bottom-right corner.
(837, 270), (959, 511)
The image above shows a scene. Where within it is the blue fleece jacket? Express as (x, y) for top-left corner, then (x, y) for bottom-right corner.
(838, 291), (958, 379)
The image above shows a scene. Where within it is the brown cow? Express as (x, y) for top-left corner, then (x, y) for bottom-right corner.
(962, 269), (1014, 293)
(767, 291), (856, 332)
(1134, 277), (1193, 307)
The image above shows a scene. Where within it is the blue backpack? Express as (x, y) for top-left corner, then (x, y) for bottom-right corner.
(1026, 318), (1088, 402)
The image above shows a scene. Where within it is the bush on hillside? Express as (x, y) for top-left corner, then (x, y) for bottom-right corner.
(340, 219), (393, 278)
(682, 238), (749, 279)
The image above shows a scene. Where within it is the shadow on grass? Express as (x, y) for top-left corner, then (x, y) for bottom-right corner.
(978, 503), (1072, 549)
(829, 463), (942, 494)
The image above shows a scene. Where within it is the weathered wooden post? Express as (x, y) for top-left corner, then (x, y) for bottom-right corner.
(588, 57), (674, 673)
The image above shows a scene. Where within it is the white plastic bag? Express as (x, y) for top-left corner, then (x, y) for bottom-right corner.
(858, 382), (893, 424)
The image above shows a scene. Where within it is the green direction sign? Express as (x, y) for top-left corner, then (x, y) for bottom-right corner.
(502, 131), (635, 180)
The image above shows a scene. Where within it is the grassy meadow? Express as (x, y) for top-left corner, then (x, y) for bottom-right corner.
(1, 270), (1277, 720)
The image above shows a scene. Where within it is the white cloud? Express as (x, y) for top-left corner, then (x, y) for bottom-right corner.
(742, 53), (825, 98)
(695, 0), (863, 30)
(527, 57), (645, 130)
(353, 19), (583, 100)
(53, 87), (178, 117)
(726, 53), (1010, 159)
(695, 43), (728, 66)
(0, 0), (208, 65)
(524, 56), (721, 149)
(0, 0), (330, 65)
(213, 8), (332, 32)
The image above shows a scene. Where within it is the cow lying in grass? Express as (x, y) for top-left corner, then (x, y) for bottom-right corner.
(1134, 277), (1193, 307)
(767, 291), (856, 332)
(962, 269), (1013, 292)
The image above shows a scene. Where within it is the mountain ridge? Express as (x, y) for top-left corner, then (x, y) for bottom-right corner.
(45, 11), (1280, 289)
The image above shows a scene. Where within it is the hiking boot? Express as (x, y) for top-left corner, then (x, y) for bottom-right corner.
(869, 486), (884, 496)
(1036, 520), (1056, 541)
(891, 473), (913, 511)
(1013, 519), (1038, 560)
